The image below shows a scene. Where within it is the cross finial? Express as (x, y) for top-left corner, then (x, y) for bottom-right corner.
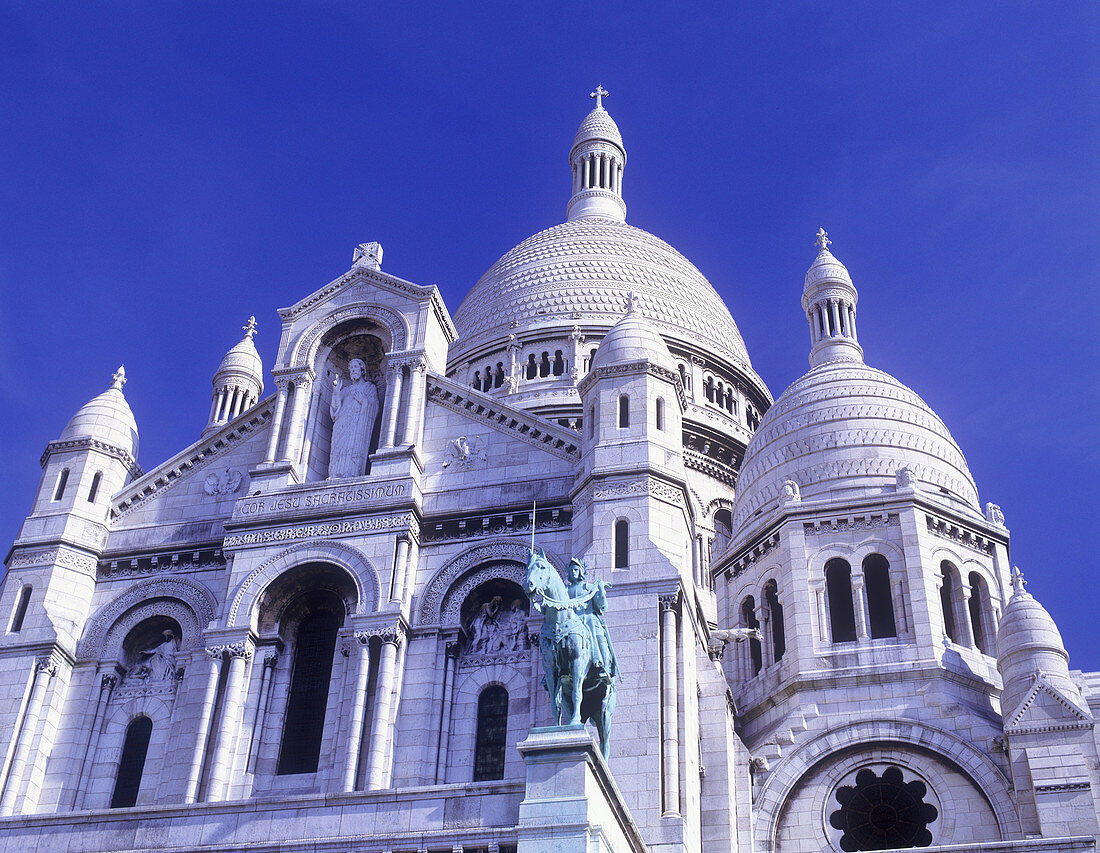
(814, 228), (831, 252)
(111, 365), (127, 391)
(1011, 565), (1027, 594)
(590, 84), (609, 110)
(243, 316), (257, 339)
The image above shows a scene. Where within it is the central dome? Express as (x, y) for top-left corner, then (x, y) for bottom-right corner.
(450, 217), (752, 369)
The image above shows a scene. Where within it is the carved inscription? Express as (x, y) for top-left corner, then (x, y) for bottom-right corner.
(236, 482), (407, 517)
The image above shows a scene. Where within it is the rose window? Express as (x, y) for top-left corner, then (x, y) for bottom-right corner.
(829, 766), (937, 851)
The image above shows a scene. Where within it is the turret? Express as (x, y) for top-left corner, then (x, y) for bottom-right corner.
(802, 228), (863, 368)
(566, 85), (627, 222)
(204, 316), (264, 435)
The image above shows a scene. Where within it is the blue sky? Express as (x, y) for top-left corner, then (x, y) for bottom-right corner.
(1, 4), (1097, 665)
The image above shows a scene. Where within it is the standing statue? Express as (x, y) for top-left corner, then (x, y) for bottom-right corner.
(525, 549), (617, 759)
(328, 358), (380, 479)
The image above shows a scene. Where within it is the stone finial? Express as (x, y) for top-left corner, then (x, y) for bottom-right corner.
(111, 365), (127, 391)
(353, 241), (383, 270)
(242, 316), (257, 339)
(814, 227), (831, 252)
(625, 290), (640, 314)
(986, 502), (1005, 526)
(895, 465), (917, 489)
(590, 83), (609, 110)
(1010, 566), (1027, 594)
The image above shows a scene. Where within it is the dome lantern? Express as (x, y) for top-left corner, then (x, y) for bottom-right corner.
(567, 85), (627, 223)
(802, 229), (863, 368)
(204, 316), (264, 435)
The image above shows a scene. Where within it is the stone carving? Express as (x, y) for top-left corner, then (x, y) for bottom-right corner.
(466, 596), (528, 655)
(780, 479), (801, 502)
(8, 547), (97, 576)
(986, 502), (1005, 526)
(223, 512), (413, 549)
(442, 435), (486, 470)
(125, 630), (180, 683)
(525, 550), (616, 759)
(328, 358), (381, 479)
(204, 467), (243, 496)
(896, 465), (917, 489)
(353, 241), (383, 269)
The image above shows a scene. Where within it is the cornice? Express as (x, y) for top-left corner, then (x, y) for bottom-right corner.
(41, 438), (142, 478)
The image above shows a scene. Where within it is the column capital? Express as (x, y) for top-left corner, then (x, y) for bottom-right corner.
(263, 650), (280, 668)
(360, 624), (404, 648)
(658, 591), (680, 613)
(445, 640), (461, 658)
(273, 377), (292, 394)
(205, 641), (253, 660)
(35, 655), (59, 676)
(100, 673), (119, 690)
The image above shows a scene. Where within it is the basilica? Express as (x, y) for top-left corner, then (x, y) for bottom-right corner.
(1, 91), (1097, 853)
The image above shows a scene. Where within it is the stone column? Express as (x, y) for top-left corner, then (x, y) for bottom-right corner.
(280, 374), (313, 465)
(758, 605), (773, 669)
(812, 581), (827, 644)
(184, 648), (224, 803)
(343, 633), (372, 792)
(1, 656), (57, 815)
(263, 379), (291, 463)
(206, 644), (252, 801)
(852, 573), (870, 641)
(400, 360), (427, 447)
(959, 585), (977, 648)
(72, 672), (117, 809)
(658, 593), (680, 817)
(829, 299), (842, 337)
(366, 628), (403, 790)
(390, 534), (412, 603)
(848, 305), (857, 340)
(246, 651), (279, 774)
(434, 640), (460, 784)
(380, 362), (405, 449)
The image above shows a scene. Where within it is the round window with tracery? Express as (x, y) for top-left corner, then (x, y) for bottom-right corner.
(829, 765), (938, 851)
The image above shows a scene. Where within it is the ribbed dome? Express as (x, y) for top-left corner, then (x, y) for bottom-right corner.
(60, 367), (139, 458)
(573, 107), (623, 151)
(451, 218), (751, 369)
(591, 302), (675, 372)
(214, 330), (264, 392)
(803, 246), (854, 294)
(732, 361), (979, 534)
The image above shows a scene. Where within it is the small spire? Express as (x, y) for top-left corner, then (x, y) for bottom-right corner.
(243, 316), (257, 339)
(814, 227), (831, 253)
(625, 290), (640, 314)
(1011, 566), (1027, 594)
(590, 84), (609, 110)
(111, 365), (127, 391)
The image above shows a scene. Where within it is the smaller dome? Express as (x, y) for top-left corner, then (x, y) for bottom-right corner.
(573, 107), (623, 152)
(214, 316), (264, 392)
(591, 295), (675, 372)
(60, 366), (139, 458)
(997, 569), (1084, 716)
(802, 246), (854, 300)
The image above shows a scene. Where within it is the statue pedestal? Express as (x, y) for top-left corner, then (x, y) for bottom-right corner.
(516, 725), (645, 853)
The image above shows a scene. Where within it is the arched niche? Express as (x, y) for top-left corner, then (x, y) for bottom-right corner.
(255, 562), (358, 638)
(290, 301), (409, 368)
(227, 540), (379, 630)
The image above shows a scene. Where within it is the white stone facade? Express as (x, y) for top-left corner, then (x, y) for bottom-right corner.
(0, 94), (1097, 853)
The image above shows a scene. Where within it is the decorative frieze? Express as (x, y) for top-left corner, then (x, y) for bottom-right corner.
(925, 514), (995, 555)
(9, 546), (97, 577)
(804, 513), (896, 537)
(223, 513), (415, 548)
(582, 476), (685, 509)
(422, 505), (570, 545)
(724, 532), (781, 578)
(684, 449), (737, 486)
(98, 547), (225, 580)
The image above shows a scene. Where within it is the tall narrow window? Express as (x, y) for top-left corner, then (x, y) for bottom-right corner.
(863, 554), (898, 639)
(552, 350), (565, 376)
(88, 471), (103, 503)
(278, 610), (340, 775)
(618, 394), (629, 428)
(473, 685), (509, 781)
(614, 519), (629, 569)
(10, 585), (31, 633)
(940, 562), (959, 643)
(110, 716), (153, 808)
(589, 405), (596, 438)
(968, 571), (991, 654)
(53, 468), (69, 501)
(741, 596), (762, 675)
(526, 354), (537, 380)
(826, 559), (857, 643)
(655, 397), (665, 431)
(764, 580), (785, 662)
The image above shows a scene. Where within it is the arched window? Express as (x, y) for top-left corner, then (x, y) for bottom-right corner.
(655, 397), (665, 431)
(53, 468), (69, 501)
(88, 471), (103, 503)
(704, 375), (715, 402)
(539, 352), (551, 378)
(494, 363), (505, 388)
(863, 554), (898, 639)
(618, 394), (629, 428)
(677, 363), (689, 392)
(472, 685), (509, 781)
(278, 609), (340, 775)
(711, 509), (733, 563)
(9, 585), (31, 633)
(110, 716), (153, 808)
(552, 350), (565, 376)
(939, 562), (959, 644)
(614, 519), (629, 569)
(472, 371), (481, 390)
(482, 365), (492, 391)
(968, 571), (992, 654)
(741, 596), (762, 675)
(826, 558), (857, 643)
(526, 354), (537, 380)
(763, 580), (785, 662)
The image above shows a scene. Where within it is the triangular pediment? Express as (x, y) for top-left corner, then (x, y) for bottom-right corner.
(1005, 671), (1094, 733)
